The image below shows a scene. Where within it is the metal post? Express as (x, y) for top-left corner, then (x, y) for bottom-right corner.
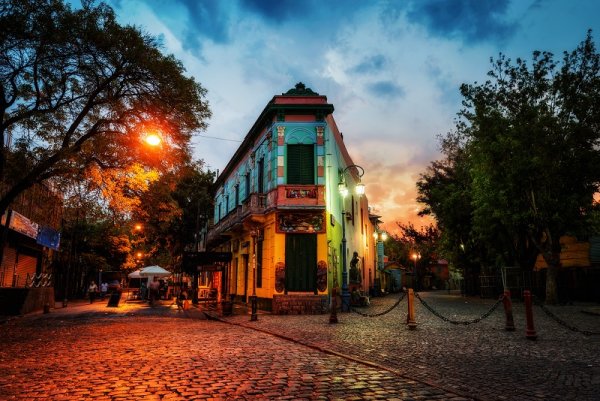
(524, 290), (537, 340)
(341, 212), (350, 312)
(329, 287), (338, 323)
(502, 289), (515, 331)
(250, 231), (258, 321)
(407, 288), (417, 329)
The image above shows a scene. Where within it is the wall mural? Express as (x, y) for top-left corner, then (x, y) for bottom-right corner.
(277, 212), (325, 233)
(286, 188), (317, 198)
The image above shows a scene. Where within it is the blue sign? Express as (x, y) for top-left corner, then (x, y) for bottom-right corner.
(37, 226), (61, 250)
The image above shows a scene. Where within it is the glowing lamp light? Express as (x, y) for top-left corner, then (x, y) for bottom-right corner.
(338, 182), (349, 198)
(145, 133), (161, 146)
(355, 182), (365, 195)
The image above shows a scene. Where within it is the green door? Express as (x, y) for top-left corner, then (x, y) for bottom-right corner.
(285, 234), (317, 293)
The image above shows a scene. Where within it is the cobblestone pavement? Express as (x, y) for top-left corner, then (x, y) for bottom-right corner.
(220, 292), (600, 401)
(0, 298), (470, 400)
(0, 293), (598, 400)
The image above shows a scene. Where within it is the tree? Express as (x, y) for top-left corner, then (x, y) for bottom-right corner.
(418, 32), (600, 303)
(0, 0), (211, 216)
(131, 161), (214, 270)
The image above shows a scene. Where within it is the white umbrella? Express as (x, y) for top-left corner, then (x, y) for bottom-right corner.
(139, 265), (171, 277)
(128, 269), (143, 279)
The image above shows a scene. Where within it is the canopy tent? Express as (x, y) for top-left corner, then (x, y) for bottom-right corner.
(128, 269), (143, 279)
(139, 265), (171, 277)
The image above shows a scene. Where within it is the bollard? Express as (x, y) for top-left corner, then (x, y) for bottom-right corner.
(502, 290), (515, 331)
(43, 301), (50, 314)
(523, 290), (537, 340)
(329, 287), (338, 324)
(407, 288), (417, 330)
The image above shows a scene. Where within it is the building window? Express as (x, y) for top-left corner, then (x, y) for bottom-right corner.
(245, 173), (251, 199)
(235, 184), (239, 206)
(258, 158), (265, 194)
(287, 145), (314, 185)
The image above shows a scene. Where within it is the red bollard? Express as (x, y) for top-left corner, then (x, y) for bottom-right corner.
(523, 290), (537, 340)
(502, 290), (515, 331)
(407, 289), (417, 330)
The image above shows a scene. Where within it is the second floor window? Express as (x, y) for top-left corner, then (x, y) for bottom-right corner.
(258, 158), (265, 193)
(245, 173), (250, 199)
(287, 144), (314, 185)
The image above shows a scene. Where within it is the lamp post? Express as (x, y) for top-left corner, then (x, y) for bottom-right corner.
(338, 164), (365, 312)
(373, 230), (387, 295)
(250, 228), (262, 321)
(411, 252), (421, 291)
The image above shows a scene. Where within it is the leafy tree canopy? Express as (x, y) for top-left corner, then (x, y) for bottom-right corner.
(417, 31), (600, 302)
(0, 0), (211, 215)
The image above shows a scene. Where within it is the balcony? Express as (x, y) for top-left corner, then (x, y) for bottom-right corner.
(207, 193), (268, 244)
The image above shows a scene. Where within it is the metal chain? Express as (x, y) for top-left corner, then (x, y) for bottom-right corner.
(351, 291), (406, 317)
(533, 297), (600, 336)
(414, 292), (503, 325)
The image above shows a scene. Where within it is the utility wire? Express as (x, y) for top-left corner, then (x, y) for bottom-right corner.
(197, 134), (242, 142)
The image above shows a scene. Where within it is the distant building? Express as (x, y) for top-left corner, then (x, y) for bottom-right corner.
(205, 83), (378, 313)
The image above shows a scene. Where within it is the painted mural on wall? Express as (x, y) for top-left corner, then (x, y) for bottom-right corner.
(317, 260), (328, 292)
(277, 212), (325, 233)
(286, 188), (317, 199)
(275, 262), (285, 293)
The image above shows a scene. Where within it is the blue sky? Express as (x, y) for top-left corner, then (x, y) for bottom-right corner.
(102, 0), (600, 233)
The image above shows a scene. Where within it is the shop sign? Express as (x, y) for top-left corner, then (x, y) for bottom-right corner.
(1, 210), (39, 239)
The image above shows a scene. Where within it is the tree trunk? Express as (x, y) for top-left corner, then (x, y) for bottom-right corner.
(544, 253), (560, 305)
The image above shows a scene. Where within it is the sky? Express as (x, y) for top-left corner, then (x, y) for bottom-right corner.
(100, 0), (600, 234)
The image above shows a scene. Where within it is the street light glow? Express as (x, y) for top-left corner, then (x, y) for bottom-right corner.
(145, 133), (161, 146)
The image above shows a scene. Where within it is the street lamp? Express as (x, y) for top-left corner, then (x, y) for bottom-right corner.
(338, 164), (365, 312)
(411, 252), (421, 290)
(373, 230), (387, 295)
(250, 228), (262, 321)
(145, 133), (161, 146)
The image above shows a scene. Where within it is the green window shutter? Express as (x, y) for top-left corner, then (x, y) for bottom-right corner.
(287, 145), (314, 184)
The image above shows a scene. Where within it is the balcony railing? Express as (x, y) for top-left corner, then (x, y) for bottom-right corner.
(207, 185), (325, 244)
(207, 193), (268, 242)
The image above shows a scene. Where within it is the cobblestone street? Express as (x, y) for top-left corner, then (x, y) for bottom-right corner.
(1, 292), (599, 400)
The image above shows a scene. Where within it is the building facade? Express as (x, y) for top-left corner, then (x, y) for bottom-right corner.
(206, 83), (378, 313)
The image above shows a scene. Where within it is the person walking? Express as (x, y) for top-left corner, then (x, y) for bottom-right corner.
(148, 277), (160, 306)
(100, 282), (108, 300)
(88, 281), (98, 303)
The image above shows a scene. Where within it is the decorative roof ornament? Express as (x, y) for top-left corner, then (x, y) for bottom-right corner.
(283, 82), (319, 96)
